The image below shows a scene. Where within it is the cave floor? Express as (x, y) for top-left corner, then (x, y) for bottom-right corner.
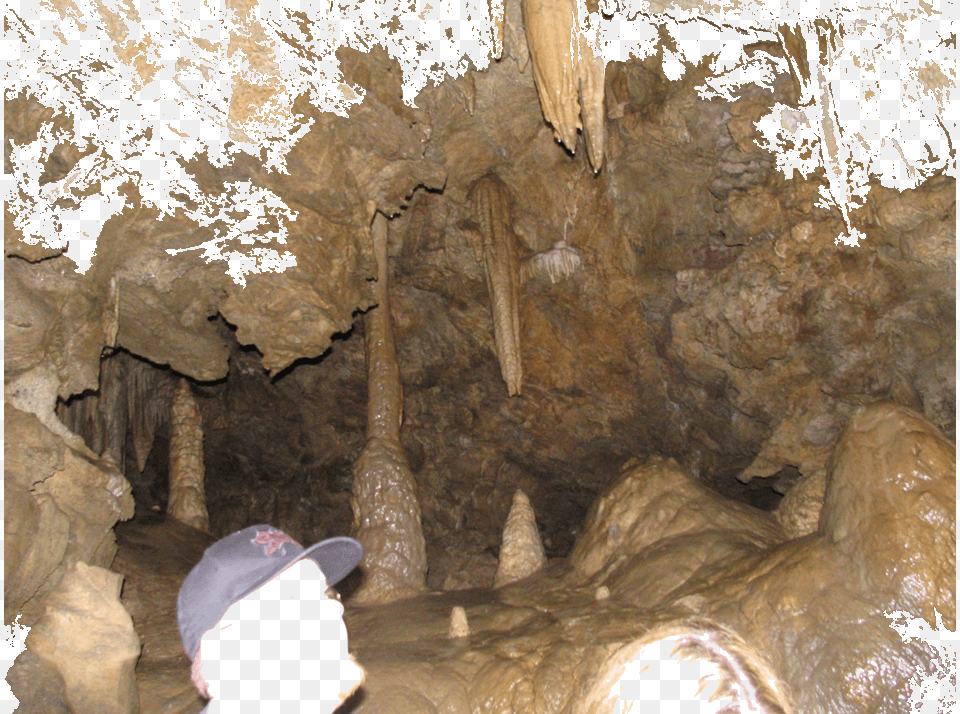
(114, 514), (216, 714)
(113, 514), (681, 714)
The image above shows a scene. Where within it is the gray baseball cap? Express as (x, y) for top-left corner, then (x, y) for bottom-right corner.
(177, 524), (363, 660)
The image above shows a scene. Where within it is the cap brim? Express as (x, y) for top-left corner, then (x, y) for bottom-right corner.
(300, 536), (363, 586)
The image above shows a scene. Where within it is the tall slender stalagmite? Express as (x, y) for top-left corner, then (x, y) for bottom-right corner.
(168, 378), (210, 533)
(350, 210), (428, 604)
(469, 174), (523, 396)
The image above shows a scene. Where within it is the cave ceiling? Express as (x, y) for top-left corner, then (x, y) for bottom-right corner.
(5, 0), (956, 572)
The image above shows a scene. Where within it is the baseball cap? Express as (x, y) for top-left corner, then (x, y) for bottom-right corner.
(177, 525), (363, 660)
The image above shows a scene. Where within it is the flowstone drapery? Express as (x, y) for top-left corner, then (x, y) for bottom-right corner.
(350, 210), (428, 604)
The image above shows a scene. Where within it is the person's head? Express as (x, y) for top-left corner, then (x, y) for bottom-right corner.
(177, 525), (364, 712)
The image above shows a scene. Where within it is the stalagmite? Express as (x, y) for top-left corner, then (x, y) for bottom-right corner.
(494, 489), (547, 587)
(449, 606), (470, 638)
(350, 209), (428, 604)
(468, 173), (523, 396)
(167, 378), (210, 533)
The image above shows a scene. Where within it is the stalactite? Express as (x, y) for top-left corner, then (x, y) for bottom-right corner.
(489, 0), (504, 60)
(126, 357), (171, 474)
(350, 209), (428, 604)
(521, 0), (606, 171)
(521, 0), (580, 151)
(494, 489), (547, 587)
(468, 173), (523, 396)
(577, 31), (605, 172)
(97, 354), (128, 472)
(168, 378), (210, 533)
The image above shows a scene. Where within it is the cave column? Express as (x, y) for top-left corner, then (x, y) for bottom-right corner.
(350, 209), (428, 603)
(168, 378), (210, 533)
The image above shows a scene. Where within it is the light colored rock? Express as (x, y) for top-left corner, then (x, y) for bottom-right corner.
(25, 561), (141, 714)
(4, 408), (134, 626)
(468, 173), (524, 396)
(494, 489), (547, 587)
(574, 619), (793, 714)
(168, 378), (210, 533)
(521, 0), (580, 152)
(449, 606), (470, 638)
(821, 403), (956, 629)
(594, 586), (610, 601)
(570, 456), (784, 581)
(775, 468), (827, 539)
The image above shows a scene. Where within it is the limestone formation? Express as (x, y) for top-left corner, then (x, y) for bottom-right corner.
(449, 606), (470, 638)
(4, 407), (135, 625)
(774, 468), (827, 539)
(17, 562), (141, 714)
(575, 620), (792, 714)
(520, 239), (582, 284)
(520, 0), (606, 170)
(468, 173), (524, 396)
(569, 456), (785, 584)
(494, 489), (547, 587)
(167, 378), (211, 533)
(350, 210), (428, 603)
(822, 403), (956, 629)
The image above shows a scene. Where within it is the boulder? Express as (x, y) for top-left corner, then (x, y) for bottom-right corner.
(821, 403), (956, 629)
(19, 561), (141, 714)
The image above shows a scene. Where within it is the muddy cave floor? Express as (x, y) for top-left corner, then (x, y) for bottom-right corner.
(115, 511), (694, 714)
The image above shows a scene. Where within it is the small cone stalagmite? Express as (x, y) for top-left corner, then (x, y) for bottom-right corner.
(168, 378), (210, 533)
(494, 489), (547, 587)
(449, 606), (470, 638)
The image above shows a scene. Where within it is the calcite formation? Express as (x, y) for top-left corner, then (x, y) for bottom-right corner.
(821, 403), (956, 630)
(468, 173), (524, 396)
(4, 408), (135, 625)
(13, 562), (141, 714)
(520, 239), (582, 284)
(350, 210), (428, 603)
(449, 606), (470, 638)
(167, 379), (210, 533)
(520, 0), (606, 170)
(494, 489), (548, 587)
(576, 620), (792, 714)
(331, 405), (953, 714)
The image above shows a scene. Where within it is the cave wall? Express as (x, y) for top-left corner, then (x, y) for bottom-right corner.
(55, 45), (951, 597)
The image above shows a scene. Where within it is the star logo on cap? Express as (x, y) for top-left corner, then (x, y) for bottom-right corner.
(252, 530), (297, 556)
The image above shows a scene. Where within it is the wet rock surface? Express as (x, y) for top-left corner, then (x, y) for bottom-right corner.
(100, 404), (951, 714)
